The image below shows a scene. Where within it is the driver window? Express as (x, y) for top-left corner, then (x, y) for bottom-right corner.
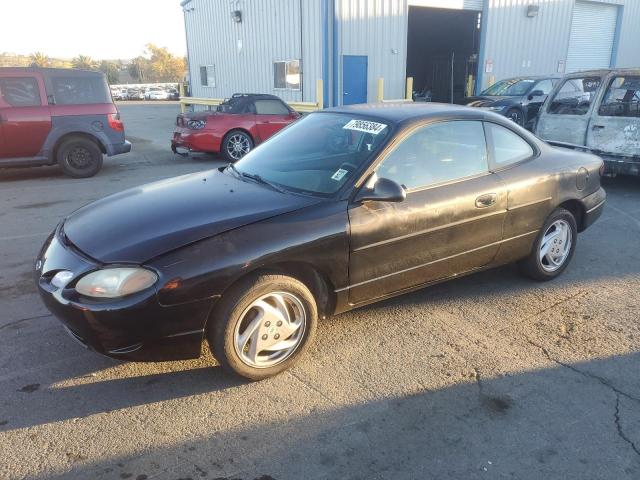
(376, 121), (488, 190)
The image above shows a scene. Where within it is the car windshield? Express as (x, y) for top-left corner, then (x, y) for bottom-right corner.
(481, 79), (536, 96)
(231, 113), (392, 196)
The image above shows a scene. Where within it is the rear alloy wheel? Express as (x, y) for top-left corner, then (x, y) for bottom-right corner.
(210, 274), (317, 380)
(506, 108), (524, 126)
(518, 208), (577, 281)
(57, 136), (103, 178)
(222, 130), (253, 162)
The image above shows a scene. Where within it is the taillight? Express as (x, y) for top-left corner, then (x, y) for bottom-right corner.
(108, 113), (124, 132)
(599, 161), (605, 177)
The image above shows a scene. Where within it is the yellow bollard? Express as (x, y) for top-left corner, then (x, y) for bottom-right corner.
(316, 79), (324, 110)
(179, 83), (186, 113)
(406, 77), (414, 101)
(377, 78), (384, 103)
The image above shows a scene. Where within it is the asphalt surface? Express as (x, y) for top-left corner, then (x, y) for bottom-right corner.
(1, 104), (640, 480)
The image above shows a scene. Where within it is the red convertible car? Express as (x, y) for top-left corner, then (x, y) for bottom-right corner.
(172, 93), (300, 162)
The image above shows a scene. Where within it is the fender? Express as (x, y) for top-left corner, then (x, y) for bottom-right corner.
(40, 114), (123, 161)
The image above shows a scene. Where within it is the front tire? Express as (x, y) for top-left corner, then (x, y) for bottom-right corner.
(518, 208), (577, 281)
(57, 136), (103, 178)
(209, 274), (318, 380)
(221, 130), (253, 162)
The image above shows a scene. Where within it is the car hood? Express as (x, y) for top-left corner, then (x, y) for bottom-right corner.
(457, 95), (514, 107)
(63, 169), (322, 263)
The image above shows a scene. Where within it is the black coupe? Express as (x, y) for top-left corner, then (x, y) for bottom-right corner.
(36, 103), (605, 380)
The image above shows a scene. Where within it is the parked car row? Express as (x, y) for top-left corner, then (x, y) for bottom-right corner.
(110, 85), (179, 101)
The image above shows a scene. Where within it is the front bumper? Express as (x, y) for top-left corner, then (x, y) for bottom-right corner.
(35, 229), (214, 362)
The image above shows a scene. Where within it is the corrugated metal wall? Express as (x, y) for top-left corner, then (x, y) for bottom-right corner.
(616, 0), (640, 68)
(480, 0), (639, 90)
(336, 0), (408, 103)
(184, 0), (322, 103)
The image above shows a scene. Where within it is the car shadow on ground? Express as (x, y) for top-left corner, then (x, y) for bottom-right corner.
(19, 352), (640, 480)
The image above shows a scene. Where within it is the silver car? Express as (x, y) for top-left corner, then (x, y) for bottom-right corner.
(536, 68), (640, 176)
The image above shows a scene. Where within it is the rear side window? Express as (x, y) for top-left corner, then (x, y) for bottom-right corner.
(547, 77), (602, 115)
(486, 123), (534, 168)
(598, 76), (640, 118)
(254, 99), (290, 115)
(0, 77), (41, 107)
(50, 75), (111, 105)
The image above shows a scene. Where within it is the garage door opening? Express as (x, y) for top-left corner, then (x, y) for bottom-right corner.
(406, 6), (481, 103)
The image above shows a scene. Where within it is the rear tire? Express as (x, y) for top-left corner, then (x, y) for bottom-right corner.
(221, 130), (253, 163)
(209, 274), (318, 381)
(518, 208), (577, 281)
(57, 136), (103, 178)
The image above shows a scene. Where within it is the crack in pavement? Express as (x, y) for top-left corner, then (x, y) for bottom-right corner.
(615, 394), (640, 457)
(526, 337), (640, 459)
(286, 370), (338, 406)
(0, 313), (50, 331)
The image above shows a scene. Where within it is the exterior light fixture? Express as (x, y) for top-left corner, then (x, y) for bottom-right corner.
(231, 10), (242, 23)
(526, 5), (539, 17)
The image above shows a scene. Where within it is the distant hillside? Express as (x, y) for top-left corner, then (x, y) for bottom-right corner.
(0, 53), (73, 68)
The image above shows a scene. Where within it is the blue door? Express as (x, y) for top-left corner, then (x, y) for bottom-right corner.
(342, 55), (368, 105)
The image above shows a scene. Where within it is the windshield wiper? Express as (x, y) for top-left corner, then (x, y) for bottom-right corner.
(226, 163), (286, 193)
(241, 171), (287, 193)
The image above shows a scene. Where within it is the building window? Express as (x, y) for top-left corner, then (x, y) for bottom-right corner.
(273, 60), (300, 90)
(200, 65), (215, 87)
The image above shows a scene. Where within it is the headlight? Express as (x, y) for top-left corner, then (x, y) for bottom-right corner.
(487, 106), (505, 112)
(75, 268), (158, 298)
(187, 119), (206, 130)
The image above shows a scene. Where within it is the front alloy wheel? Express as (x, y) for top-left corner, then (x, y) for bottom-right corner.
(233, 292), (307, 368)
(210, 274), (317, 380)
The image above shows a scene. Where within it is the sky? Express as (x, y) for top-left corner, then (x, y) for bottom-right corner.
(0, 0), (187, 59)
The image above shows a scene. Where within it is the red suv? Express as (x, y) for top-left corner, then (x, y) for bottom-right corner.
(0, 67), (131, 178)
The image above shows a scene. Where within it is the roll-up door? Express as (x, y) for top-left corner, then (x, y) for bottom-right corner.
(566, 1), (618, 73)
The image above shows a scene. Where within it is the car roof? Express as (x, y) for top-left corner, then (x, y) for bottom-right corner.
(499, 75), (562, 81)
(323, 102), (488, 124)
(0, 67), (104, 77)
(563, 68), (640, 77)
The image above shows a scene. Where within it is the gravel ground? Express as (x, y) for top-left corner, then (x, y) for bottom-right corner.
(1, 104), (639, 480)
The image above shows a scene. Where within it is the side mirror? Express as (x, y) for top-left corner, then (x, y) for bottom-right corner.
(528, 90), (545, 100)
(355, 177), (406, 203)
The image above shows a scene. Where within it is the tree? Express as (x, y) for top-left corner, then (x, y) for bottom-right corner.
(72, 55), (97, 70)
(128, 56), (150, 83)
(145, 43), (186, 82)
(99, 60), (120, 84)
(30, 52), (50, 67)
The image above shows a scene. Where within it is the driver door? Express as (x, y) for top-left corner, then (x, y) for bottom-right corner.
(347, 120), (506, 305)
(253, 98), (296, 141)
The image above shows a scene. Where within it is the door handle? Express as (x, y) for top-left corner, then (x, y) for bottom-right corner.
(592, 124), (605, 130)
(475, 193), (497, 208)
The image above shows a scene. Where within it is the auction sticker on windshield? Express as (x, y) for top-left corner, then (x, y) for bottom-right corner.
(343, 119), (387, 135)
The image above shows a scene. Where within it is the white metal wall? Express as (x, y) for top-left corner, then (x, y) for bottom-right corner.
(335, 0), (408, 103)
(183, 0), (322, 103)
(480, 0), (639, 90)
